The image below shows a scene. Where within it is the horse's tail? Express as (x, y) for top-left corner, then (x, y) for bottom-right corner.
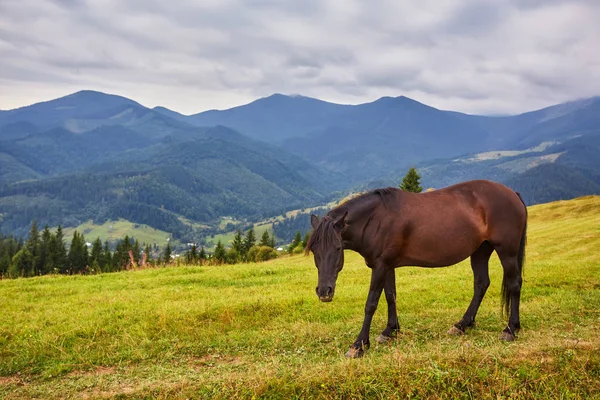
(501, 192), (527, 317)
(515, 192), (527, 280)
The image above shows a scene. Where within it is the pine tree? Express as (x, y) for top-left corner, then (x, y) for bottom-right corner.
(268, 232), (276, 248)
(244, 228), (256, 254)
(90, 237), (103, 272)
(213, 240), (226, 264)
(113, 235), (131, 270)
(259, 230), (271, 247)
(163, 242), (172, 265)
(232, 230), (243, 254)
(186, 244), (198, 264)
(0, 236), (19, 277)
(40, 225), (52, 275)
(199, 247), (207, 262)
(132, 239), (141, 264)
(289, 231), (302, 253)
(8, 248), (33, 278)
(143, 244), (152, 266)
(53, 225), (69, 274)
(68, 231), (88, 274)
(102, 240), (113, 272)
(26, 220), (41, 275)
(399, 167), (423, 193)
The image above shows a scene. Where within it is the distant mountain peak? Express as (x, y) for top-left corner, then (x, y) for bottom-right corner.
(59, 89), (141, 104)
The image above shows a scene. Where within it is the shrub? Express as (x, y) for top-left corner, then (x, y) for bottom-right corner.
(247, 246), (279, 262)
(292, 245), (304, 255)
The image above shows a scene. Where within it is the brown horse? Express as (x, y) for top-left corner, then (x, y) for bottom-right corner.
(306, 180), (527, 358)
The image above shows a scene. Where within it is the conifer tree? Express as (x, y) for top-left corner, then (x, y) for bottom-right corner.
(259, 230), (271, 247)
(113, 235), (131, 270)
(163, 242), (172, 264)
(132, 239), (141, 264)
(0, 236), (19, 276)
(289, 231), (302, 253)
(399, 167), (423, 193)
(213, 240), (226, 264)
(244, 228), (256, 253)
(40, 225), (52, 275)
(26, 220), (41, 275)
(8, 248), (33, 278)
(268, 232), (276, 248)
(143, 244), (152, 266)
(68, 231), (88, 274)
(102, 240), (113, 271)
(199, 246), (206, 261)
(186, 244), (198, 264)
(232, 230), (243, 254)
(90, 237), (103, 272)
(53, 225), (68, 273)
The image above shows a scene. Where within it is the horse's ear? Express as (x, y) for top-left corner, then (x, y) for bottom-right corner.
(310, 214), (319, 230)
(333, 211), (348, 231)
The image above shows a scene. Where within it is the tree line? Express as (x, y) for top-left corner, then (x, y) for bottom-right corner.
(0, 221), (181, 278)
(0, 223), (286, 278)
(211, 228), (280, 264)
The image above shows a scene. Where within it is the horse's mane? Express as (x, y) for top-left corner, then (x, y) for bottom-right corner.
(340, 187), (399, 211)
(305, 187), (399, 254)
(305, 215), (341, 255)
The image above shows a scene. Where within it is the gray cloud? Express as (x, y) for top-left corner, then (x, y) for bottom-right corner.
(0, 0), (599, 115)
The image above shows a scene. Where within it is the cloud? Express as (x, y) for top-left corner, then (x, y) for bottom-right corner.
(0, 0), (599, 114)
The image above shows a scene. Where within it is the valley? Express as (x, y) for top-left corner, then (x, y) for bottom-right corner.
(1, 91), (599, 246)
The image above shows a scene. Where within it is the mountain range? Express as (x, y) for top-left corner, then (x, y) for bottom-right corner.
(1, 90), (599, 240)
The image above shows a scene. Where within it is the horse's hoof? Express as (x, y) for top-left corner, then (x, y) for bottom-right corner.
(447, 326), (465, 336)
(375, 334), (394, 344)
(499, 331), (515, 342)
(345, 347), (364, 358)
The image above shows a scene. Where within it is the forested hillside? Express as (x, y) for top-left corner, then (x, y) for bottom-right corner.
(2, 90), (600, 242)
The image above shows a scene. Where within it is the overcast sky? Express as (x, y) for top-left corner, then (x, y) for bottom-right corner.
(1, 0), (599, 115)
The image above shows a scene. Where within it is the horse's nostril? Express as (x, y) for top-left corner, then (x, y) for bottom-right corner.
(327, 286), (333, 296)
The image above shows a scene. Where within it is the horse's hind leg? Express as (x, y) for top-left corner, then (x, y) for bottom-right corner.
(497, 249), (523, 341)
(448, 242), (493, 335)
(376, 268), (400, 344)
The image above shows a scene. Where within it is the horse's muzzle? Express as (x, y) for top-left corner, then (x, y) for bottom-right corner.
(316, 286), (334, 302)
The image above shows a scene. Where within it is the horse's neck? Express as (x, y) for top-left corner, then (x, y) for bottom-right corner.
(340, 199), (378, 255)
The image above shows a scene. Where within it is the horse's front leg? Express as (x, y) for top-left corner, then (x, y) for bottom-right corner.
(345, 266), (387, 358)
(376, 268), (399, 343)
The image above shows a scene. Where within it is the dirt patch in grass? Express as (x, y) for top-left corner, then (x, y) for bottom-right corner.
(80, 385), (137, 399)
(0, 375), (27, 387)
(67, 366), (117, 378)
(188, 354), (245, 369)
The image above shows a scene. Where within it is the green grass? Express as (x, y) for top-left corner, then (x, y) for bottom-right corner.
(62, 219), (173, 246)
(1, 196), (599, 399)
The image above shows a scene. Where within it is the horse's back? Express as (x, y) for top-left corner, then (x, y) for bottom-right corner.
(384, 180), (525, 266)
(429, 180), (526, 249)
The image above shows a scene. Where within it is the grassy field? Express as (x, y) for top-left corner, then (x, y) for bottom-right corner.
(1, 196), (599, 399)
(62, 219), (173, 247)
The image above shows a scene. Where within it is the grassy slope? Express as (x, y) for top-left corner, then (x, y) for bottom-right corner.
(62, 219), (173, 247)
(1, 196), (599, 399)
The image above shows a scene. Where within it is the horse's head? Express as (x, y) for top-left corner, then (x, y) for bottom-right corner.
(306, 211), (348, 302)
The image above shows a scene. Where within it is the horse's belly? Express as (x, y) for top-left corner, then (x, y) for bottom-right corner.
(397, 226), (482, 267)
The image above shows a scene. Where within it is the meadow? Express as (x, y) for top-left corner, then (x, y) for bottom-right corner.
(1, 196), (599, 399)
(63, 219), (173, 248)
